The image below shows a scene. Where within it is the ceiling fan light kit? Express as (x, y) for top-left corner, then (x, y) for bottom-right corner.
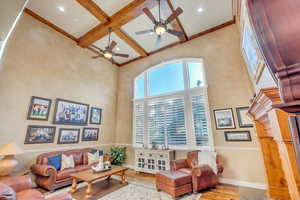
(90, 27), (129, 63)
(135, 0), (184, 47)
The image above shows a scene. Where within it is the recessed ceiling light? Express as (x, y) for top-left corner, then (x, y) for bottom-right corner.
(197, 7), (204, 13)
(116, 47), (120, 51)
(58, 6), (65, 12)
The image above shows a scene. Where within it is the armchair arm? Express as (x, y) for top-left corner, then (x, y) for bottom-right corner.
(46, 192), (72, 200)
(170, 159), (189, 171)
(31, 164), (57, 177)
(0, 175), (32, 193)
(0, 183), (16, 200)
(191, 165), (215, 177)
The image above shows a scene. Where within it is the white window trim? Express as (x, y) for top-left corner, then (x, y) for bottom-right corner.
(132, 58), (214, 150)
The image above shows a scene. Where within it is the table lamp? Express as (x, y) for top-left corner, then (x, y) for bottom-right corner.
(0, 142), (24, 176)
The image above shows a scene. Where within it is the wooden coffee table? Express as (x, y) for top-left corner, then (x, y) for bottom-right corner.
(70, 165), (128, 200)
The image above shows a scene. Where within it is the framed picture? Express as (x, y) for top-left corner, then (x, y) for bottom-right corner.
(27, 96), (52, 121)
(225, 131), (252, 142)
(82, 128), (99, 141)
(236, 107), (254, 128)
(25, 126), (56, 144)
(90, 107), (102, 125)
(213, 108), (236, 129)
(57, 128), (80, 144)
(53, 98), (89, 126)
(241, 20), (265, 84)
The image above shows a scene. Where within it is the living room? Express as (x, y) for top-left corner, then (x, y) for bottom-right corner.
(1, 0), (299, 200)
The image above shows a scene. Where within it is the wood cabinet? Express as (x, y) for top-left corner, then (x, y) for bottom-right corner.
(248, 88), (300, 200)
(134, 148), (175, 174)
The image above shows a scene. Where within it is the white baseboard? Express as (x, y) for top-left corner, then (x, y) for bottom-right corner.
(219, 178), (266, 190)
(122, 164), (266, 190)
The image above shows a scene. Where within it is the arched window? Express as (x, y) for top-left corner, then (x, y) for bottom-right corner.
(133, 58), (213, 150)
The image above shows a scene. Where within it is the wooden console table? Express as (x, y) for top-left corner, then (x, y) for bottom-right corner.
(248, 88), (300, 200)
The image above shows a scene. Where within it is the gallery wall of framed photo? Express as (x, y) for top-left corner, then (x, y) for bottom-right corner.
(25, 96), (102, 145)
(212, 106), (254, 143)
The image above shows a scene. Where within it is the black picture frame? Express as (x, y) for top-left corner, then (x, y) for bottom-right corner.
(90, 107), (102, 125)
(236, 107), (254, 128)
(57, 128), (80, 144)
(224, 131), (252, 142)
(213, 108), (236, 130)
(24, 125), (56, 144)
(82, 128), (99, 141)
(53, 98), (89, 126)
(27, 96), (52, 121)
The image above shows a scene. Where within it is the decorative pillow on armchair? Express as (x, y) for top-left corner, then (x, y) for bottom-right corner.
(61, 154), (75, 170)
(198, 151), (218, 174)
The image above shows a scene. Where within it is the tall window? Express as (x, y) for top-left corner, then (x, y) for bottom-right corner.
(133, 59), (213, 149)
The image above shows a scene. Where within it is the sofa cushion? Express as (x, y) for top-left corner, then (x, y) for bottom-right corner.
(72, 152), (83, 166)
(178, 168), (192, 175)
(156, 170), (191, 187)
(87, 152), (99, 165)
(57, 168), (76, 180)
(16, 189), (43, 200)
(75, 165), (91, 172)
(47, 154), (61, 170)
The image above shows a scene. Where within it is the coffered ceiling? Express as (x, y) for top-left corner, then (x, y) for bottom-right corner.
(26, 0), (235, 66)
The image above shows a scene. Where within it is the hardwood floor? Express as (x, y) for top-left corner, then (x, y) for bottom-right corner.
(126, 170), (266, 200)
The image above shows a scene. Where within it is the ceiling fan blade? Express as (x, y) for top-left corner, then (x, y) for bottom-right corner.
(135, 29), (154, 35)
(167, 29), (184, 37)
(90, 44), (104, 53)
(92, 55), (102, 59)
(165, 7), (183, 24)
(108, 41), (117, 51)
(155, 35), (162, 48)
(114, 53), (129, 58)
(143, 7), (157, 24)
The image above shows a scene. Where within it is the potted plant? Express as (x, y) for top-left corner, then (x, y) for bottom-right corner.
(107, 146), (127, 166)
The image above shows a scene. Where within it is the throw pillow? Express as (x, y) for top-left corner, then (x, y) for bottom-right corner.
(90, 149), (104, 156)
(61, 154), (75, 170)
(87, 152), (99, 165)
(47, 154), (62, 170)
(198, 151), (218, 174)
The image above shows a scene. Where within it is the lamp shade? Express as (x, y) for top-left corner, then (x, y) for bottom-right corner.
(0, 142), (23, 156)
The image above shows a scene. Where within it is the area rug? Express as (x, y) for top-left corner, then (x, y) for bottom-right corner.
(45, 177), (201, 200)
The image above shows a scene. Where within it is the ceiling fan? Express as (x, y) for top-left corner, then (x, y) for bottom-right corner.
(135, 0), (184, 47)
(91, 27), (129, 62)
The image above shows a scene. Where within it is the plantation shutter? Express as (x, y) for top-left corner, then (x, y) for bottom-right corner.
(134, 103), (144, 145)
(148, 100), (165, 145)
(192, 95), (209, 146)
(165, 97), (187, 145)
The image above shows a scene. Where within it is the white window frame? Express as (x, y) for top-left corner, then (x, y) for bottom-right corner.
(133, 58), (214, 151)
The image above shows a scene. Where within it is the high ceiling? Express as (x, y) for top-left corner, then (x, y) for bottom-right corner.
(26, 0), (235, 66)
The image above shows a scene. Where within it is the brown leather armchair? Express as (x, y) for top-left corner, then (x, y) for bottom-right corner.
(0, 175), (71, 200)
(170, 151), (223, 193)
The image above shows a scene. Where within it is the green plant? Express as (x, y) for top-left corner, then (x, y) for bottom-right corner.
(108, 146), (127, 166)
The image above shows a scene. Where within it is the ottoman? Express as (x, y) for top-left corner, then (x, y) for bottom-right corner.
(156, 170), (192, 199)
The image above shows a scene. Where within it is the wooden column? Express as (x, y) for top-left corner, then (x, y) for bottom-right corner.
(249, 88), (300, 200)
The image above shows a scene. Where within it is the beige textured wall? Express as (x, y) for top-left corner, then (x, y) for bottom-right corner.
(115, 24), (266, 185)
(0, 13), (118, 170)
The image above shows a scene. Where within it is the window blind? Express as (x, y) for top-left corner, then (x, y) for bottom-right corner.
(148, 100), (165, 145)
(134, 103), (144, 145)
(165, 98), (186, 145)
(192, 95), (209, 146)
